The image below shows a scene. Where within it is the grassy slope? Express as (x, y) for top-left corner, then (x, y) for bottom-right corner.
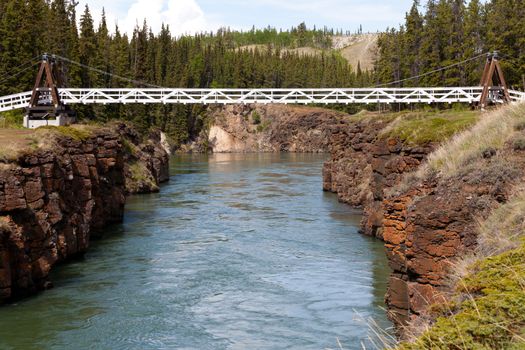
(396, 103), (525, 349)
(379, 109), (480, 145)
(336, 33), (378, 71)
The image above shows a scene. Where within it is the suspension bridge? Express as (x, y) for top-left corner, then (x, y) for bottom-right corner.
(0, 52), (523, 128)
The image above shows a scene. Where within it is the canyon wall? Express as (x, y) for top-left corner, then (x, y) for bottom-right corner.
(383, 139), (525, 331)
(0, 124), (169, 303)
(322, 118), (434, 238)
(322, 106), (525, 339)
(190, 104), (350, 153)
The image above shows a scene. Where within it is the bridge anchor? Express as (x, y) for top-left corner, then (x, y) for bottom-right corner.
(24, 54), (76, 129)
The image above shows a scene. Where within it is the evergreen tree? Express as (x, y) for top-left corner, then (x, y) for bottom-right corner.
(78, 5), (96, 87)
(404, 0), (424, 82)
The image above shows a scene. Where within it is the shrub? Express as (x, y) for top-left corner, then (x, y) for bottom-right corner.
(513, 137), (525, 151)
(251, 111), (261, 125)
(0, 110), (24, 128)
(256, 120), (271, 133)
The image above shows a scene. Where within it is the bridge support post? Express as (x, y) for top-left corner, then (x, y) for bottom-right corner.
(25, 54), (76, 129)
(479, 51), (510, 109)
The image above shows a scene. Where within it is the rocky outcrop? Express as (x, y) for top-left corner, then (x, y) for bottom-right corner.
(114, 124), (170, 194)
(323, 118), (434, 238)
(194, 104), (349, 153)
(383, 149), (525, 331)
(0, 125), (169, 303)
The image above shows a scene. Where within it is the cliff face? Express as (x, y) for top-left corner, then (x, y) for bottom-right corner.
(192, 104), (350, 153)
(116, 124), (170, 194)
(383, 163), (521, 328)
(0, 124), (169, 303)
(321, 109), (499, 337)
(323, 118), (434, 238)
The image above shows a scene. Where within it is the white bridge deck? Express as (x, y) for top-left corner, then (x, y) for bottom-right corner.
(1, 87), (525, 112)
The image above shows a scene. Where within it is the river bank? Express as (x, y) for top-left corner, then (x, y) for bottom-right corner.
(0, 123), (169, 303)
(296, 103), (525, 347)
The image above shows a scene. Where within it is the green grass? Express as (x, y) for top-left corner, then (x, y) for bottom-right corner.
(127, 161), (158, 192)
(398, 242), (525, 350)
(0, 110), (24, 129)
(382, 110), (480, 145)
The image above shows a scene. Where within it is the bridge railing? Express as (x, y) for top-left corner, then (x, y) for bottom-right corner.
(57, 87), (485, 105)
(509, 89), (525, 102)
(0, 91), (32, 113)
(0, 87), (523, 113)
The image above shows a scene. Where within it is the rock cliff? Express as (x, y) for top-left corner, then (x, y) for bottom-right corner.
(191, 104), (350, 153)
(322, 117), (435, 238)
(0, 124), (169, 303)
(321, 109), (495, 337)
(382, 106), (525, 336)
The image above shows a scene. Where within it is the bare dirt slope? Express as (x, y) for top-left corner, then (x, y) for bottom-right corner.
(337, 33), (378, 71)
(237, 33), (379, 72)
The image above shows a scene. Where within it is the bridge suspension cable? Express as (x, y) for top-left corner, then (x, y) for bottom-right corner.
(374, 52), (489, 88)
(51, 54), (163, 89)
(0, 58), (41, 85)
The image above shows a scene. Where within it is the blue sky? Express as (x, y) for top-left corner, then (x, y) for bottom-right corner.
(76, 0), (414, 36)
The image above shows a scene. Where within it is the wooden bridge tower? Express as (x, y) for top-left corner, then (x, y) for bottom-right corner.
(24, 54), (76, 128)
(479, 51), (511, 109)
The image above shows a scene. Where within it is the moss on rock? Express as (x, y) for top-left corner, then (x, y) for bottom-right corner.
(382, 110), (479, 145)
(398, 242), (525, 349)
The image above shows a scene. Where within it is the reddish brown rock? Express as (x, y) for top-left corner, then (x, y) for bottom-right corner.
(382, 152), (525, 334)
(323, 118), (435, 238)
(0, 124), (170, 303)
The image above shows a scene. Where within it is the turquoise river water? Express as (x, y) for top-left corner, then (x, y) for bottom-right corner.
(0, 153), (391, 349)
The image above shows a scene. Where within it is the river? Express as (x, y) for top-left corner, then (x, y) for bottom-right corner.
(0, 153), (392, 350)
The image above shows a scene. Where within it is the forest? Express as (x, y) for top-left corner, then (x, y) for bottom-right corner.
(0, 0), (373, 139)
(375, 0), (525, 88)
(1, 0), (525, 141)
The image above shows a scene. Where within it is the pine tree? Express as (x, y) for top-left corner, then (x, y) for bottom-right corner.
(404, 0), (424, 83)
(78, 5), (96, 87)
(464, 0), (485, 85)
(0, 0), (41, 94)
(94, 8), (111, 87)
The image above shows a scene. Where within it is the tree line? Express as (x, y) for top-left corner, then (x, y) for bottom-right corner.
(0, 0), (375, 140)
(4, 0), (525, 140)
(374, 0), (525, 89)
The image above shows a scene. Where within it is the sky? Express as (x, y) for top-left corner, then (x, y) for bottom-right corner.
(75, 0), (415, 37)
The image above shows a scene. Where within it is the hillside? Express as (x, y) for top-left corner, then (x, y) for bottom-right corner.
(238, 33), (379, 72)
(336, 34), (378, 71)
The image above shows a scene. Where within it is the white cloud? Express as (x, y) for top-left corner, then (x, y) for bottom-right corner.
(77, 0), (215, 36)
(122, 0), (209, 35)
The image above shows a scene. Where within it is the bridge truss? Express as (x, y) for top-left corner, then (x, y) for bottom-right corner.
(1, 87), (524, 113)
